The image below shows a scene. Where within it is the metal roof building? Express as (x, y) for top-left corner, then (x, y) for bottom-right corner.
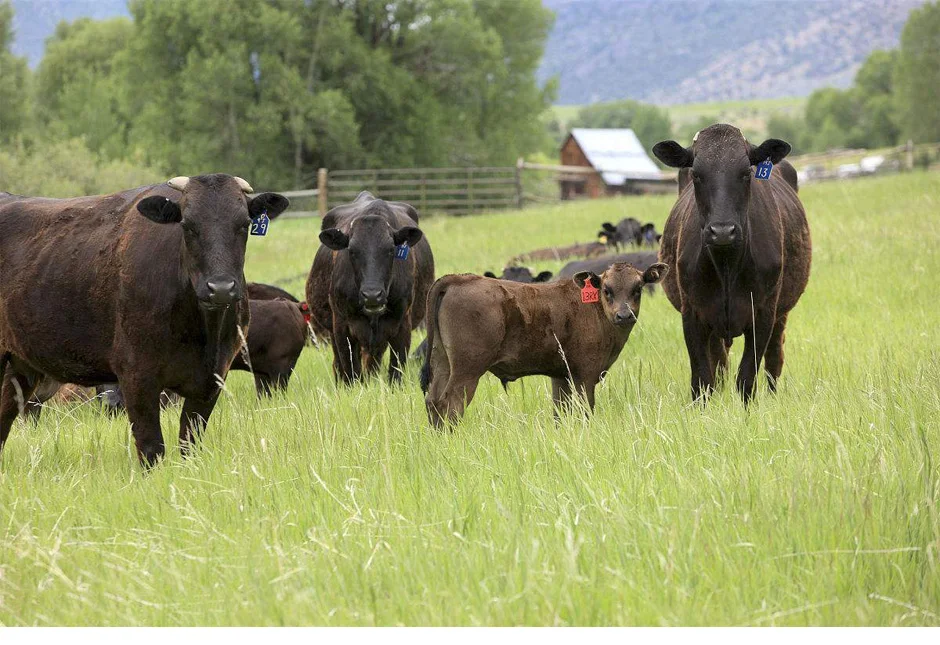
(559, 128), (668, 199)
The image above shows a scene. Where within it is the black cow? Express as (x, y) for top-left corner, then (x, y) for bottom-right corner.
(306, 191), (435, 384)
(653, 124), (811, 402)
(483, 266), (553, 283)
(0, 174), (289, 466)
(558, 252), (660, 293)
(598, 218), (642, 247)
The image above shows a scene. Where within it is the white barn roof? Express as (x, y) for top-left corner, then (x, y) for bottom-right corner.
(570, 128), (663, 185)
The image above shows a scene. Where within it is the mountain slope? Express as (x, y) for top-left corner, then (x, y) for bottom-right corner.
(539, 0), (924, 104)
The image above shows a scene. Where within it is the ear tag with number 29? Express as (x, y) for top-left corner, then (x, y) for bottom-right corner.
(581, 282), (599, 304)
(395, 242), (409, 260)
(250, 210), (269, 236)
(755, 158), (773, 181)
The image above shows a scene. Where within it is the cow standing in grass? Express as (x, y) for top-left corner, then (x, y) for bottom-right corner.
(306, 192), (434, 384)
(0, 175), (289, 466)
(652, 124), (811, 402)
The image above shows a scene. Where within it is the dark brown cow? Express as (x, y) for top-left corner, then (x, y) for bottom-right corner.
(420, 262), (667, 427)
(230, 298), (307, 396)
(483, 266), (553, 283)
(652, 124), (811, 402)
(306, 191), (434, 384)
(0, 174), (289, 466)
(557, 252), (660, 280)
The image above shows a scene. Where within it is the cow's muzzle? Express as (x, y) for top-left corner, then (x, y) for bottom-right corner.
(360, 288), (387, 316)
(705, 222), (739, 248)
(202, 277), (239, 309)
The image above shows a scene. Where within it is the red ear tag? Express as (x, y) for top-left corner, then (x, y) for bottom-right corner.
(581, 283), (599, 304)
(300, 302), (312, 324)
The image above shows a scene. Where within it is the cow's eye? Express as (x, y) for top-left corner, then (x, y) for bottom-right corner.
(604, 286), (613, 299)
(181, 221), (197, 235)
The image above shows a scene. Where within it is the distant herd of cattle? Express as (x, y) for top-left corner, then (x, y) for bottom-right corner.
(0, 124), (811, 467)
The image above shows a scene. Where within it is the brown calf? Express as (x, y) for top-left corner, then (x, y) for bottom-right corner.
(420, 262), (667, 427)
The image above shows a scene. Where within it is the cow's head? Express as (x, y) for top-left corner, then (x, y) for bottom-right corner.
(598, 218), (642, 247)
(641, 222), (661, 246)
(484, 266), (553, 283)
(652, 124), (790, 252)
(319, 205), (423, 316)
(136, 174), (289, 309)
(574, 262), (668, 327)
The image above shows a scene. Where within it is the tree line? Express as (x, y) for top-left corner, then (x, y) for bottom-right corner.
(0, 0), (556, 194)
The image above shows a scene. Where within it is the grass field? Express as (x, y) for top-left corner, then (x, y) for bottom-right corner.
(1, 172), (938, 626)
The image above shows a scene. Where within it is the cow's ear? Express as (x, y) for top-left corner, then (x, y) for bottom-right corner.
(652, 140), (694, 168)
(393, 226), (423, 247)
(319, 228), (349, 250)
(642, 263), (669, 284)
(601, 222), (617, 233)
(534, 271), (553, 282)
(249, 192), (290, 220)
(137, 196), (181, 224)
(749, 139), (791, 165)
(483, 271), (497, 278)
(573, 271), (601, 289)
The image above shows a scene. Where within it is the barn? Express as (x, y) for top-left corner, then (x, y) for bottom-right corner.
(559, 128), (666, 200)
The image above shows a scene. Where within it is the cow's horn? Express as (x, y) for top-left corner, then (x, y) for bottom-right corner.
(234, 176), (253, 194)
(168, 176), (190, 191)
(692, 130), (700, 144)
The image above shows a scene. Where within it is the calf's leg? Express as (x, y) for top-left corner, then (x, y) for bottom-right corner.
(551, 377), (573, 415)
(430, 373), (482, 429)
(0, 368), (40, 452)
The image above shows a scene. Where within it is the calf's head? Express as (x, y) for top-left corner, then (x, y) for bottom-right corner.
(652, 124), (790, 251)
(320, 212), (423, 315)
(136, 174), (289, 309)
(484, 266), (553, 283)
(574, 261), (668, 327)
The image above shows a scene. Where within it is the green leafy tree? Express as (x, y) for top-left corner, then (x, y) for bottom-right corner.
(895, 1), (940, 143)
(0, 0), (30, 143)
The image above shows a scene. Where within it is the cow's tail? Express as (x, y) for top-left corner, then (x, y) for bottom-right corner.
(419, 279), (448, 395)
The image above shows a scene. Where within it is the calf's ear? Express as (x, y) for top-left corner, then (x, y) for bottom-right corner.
(249, 192), (290, 220)
(642, 262), (669, 284)
(572, 271), (601, 289)
(749, 139), (791, 165)
(652, 141), (694, 168)
(601, 222), (617, 233)
(137, 196), (182, 224)
(483, 271), (497, 278)
(393, 226), (423, 247)
(320, 228), (349, 250)
(534, 271), (554, 282)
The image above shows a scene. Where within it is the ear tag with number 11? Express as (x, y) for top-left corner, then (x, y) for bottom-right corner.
(581, 282), (599, 304)
(250, 210), (269, 236)
(395, 242), (410, 260)
(755, 158), (773, 180)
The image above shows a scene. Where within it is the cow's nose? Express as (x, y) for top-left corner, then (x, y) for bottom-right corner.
(707, 223), (738, 247)
(361, 288), (385, 306)
(206, 279), (237, 304)
(614, 311), (636, 326)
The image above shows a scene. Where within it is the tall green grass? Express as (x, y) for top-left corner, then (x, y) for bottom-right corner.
(0, 172), (937, 626)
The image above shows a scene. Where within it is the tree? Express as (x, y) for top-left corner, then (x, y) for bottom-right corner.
(569, 99), (672, 153)
(0, 0), (30, 143)
(895, 1), (940, 143)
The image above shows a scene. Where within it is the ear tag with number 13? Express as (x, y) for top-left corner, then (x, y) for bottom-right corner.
(395, 242), (410, 260)
(755, 158), (773, 180)
(250, 210), (269, 236)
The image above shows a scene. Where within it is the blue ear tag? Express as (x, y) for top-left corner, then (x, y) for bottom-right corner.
(250, 210), (269, 236)
(395, 242), (409, 260)
(755, 158), (773, 180)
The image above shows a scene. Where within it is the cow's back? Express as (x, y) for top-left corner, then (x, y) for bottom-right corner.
(0, 184), (183, 382)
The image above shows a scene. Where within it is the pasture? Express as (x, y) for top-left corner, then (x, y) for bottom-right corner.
(0, 171), (938, 626)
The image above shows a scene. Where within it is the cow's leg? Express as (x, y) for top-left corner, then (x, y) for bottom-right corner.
(361, 346), (385, 378)
(433, 373), (482, 428)
(121, 379), (165, 467)
(708, 333), (730, 385)
(425, 346), (452, 427)
(764, 314), (788, 393)
(178, 392), (220, 458)
(576, 377), (598, 413)
(254, 373), (274, 397)
(551, 377), (573, 415)
(736, 314), (775, 404)
(331, 329), (360, 385)
(0, 368), (40, 451)
(96, 383), (126, 415)
(387, 322), (412, 384)
(682, 313), (717, 402)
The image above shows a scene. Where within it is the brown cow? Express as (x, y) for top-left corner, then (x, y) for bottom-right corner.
(511, 241), (608, 264)
(420, 262), (667, 427)
(306, 191), (435, 384)
(0, 174), (289, 466)
(230, 298), (307, 396)
(652, 124), (811, 402)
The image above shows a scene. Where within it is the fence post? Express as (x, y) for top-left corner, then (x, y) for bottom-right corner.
(515, 158), (525, 210)
(421, 172), (427, 215)
(317, 168), (328, 217)
(906, 139), (914, 171)
(468, 168), (474, 214)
